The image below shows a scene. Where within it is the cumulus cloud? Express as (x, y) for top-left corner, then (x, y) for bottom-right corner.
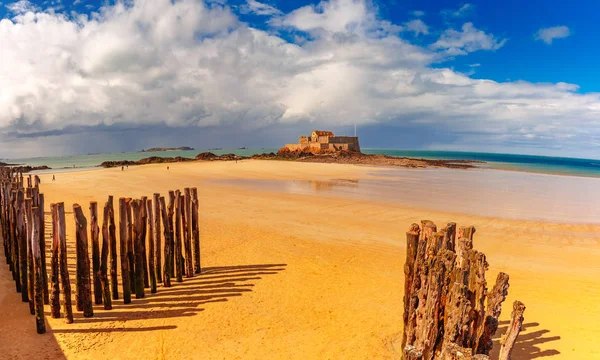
(0, 0), (599, 157)
(411, 10), (425, 17)
(431, 22), (507, 55)
(442, 3), (474, 18)
(240, 0), (281, 16)
(404, 19), (428, 36)
(5, 0), (39, 14)
(535, 25), (571, 44)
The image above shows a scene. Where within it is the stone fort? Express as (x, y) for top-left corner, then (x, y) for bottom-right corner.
(285, 130), (361, 153)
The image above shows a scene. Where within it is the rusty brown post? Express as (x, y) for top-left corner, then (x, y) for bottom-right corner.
(159, 196), (171, 287)
(141, 196), (149, 288)
(73, 204), (93, 317)
(90, 201), (102, 305)
(25, 198), (34, 315)
(17, 190), (28, 302)
(38, 193), (48, 305)
(119, 197), (131, 304)
(152, 193), (162, 282)
(126, 198), (135, 292)
(191, 187), (200, 274)
(146, 198), (157, 293)
(174, 191), (183, 283)
(108, 195), (118, 300)
(100, 201), (112, 310)
(183, 188), (193, 278)
(57, 203), (73, 324)
(50, 204), (61, 318)
(167, 191), (175, 278)
(32, 207), (46, 333)
(131, 200), (145, 299)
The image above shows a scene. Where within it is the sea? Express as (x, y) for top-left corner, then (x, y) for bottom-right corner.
(4, 148), (600, 178)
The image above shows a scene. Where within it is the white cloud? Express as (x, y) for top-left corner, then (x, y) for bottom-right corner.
(535, 25), (571, 45)
(404, 19), (428, 36)
(442, 3), (474, 18)
(240, 0), (281, 16)
(1, 0), (600, 157)
(411, 10), (424, 17)
(431, 22), (507, 55)
(6, 0), (39, 14)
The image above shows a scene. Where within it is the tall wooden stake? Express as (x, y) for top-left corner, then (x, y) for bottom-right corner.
(132, 200), (145, 299)
(90, 201), (102, 305)
(73, 204), (93, 317)
(141, 196), (149, 288)
(107, 196), (118, 300)
(191, 187), (200, 274)
(159, 196), (171, 287)
(57, 203), (73, 324)
(32, 207), (46, 334)
(119, 198), (131, 304)
(17, 190), (28, 302)
(126, 199), (135, 292)
(499, 301), (526, 360)
(100, 201), (112, 310)
(153, 193), (162, 283)
(174, 191), (183, 283)
(50, 204), (61, 319)
(183, 188), (193, 278)
(146, 199), (157, 293)
(25, 198), (34, 315)
(167, 191), (175, 278)
(38, 193), (48, 305)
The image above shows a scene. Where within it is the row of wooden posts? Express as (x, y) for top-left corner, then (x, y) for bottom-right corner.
(1, 168), (202, 334)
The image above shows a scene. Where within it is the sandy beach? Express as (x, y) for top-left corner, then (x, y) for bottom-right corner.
(2, 160), (599, 359)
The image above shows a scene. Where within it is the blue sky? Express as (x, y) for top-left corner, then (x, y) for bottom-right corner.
(1, 0), (600, 158)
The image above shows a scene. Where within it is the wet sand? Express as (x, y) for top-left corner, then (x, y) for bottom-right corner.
(1, 160), (599, 359)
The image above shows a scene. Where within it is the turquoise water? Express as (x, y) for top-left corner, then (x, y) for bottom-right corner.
(3, 148), (600, 178)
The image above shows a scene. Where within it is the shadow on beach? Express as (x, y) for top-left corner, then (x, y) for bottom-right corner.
(490, 320), (561, 359)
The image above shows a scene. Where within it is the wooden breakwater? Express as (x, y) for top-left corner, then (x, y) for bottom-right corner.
(0, 168), (201, 333)
(402, 222), (525, 360)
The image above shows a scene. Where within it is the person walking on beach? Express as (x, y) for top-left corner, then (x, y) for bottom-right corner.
(52, 175), (55, 181)
(121, 166), (124, 171)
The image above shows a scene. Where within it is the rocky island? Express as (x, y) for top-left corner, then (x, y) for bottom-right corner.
(140, 146), (195, 152)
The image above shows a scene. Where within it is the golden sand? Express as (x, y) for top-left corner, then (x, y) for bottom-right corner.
(1, 160), (599, 359)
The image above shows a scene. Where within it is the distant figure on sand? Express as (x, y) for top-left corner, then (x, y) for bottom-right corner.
(121, 166), (124, 171)
(52, 175), (55, 181)
(167, 166), (170, 170)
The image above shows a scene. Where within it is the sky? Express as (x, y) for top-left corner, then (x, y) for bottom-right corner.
(1, 0), (600, 159)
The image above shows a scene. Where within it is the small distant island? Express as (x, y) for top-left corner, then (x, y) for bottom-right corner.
(140, 146), (195, 152)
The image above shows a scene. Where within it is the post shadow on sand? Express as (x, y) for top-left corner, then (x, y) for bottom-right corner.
(65, 263), (287, 329)
(490, 320), (561, 359)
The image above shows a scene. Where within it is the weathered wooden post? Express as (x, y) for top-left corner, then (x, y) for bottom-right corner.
(17, 190), (28, 301)
(402, 223), (420, 350)
(167, 191), (175, 278)
(174, 191), (183, 283)
(141, 196), (149, 288)
(159, 196), (172, 287)
(108, 195), (118, 300)
(146, 199), (157, 293)
(32, 207), (46, 334)
(183, 188), (193, 278)
(153, 193), (162, 282)
(73, 204), (93, 317)
(90, 201), (102, 305)
(38, 193), (48, 305)
(10, 190), (20, 289)
(25, 198), (35, 315)
(57, 203), (73, 324)
(191, 187), (200, 274)
(477, 272), (510, 355)
(498, 301), (526, 360)
(126, 199), (135, 292)
(100, 201), (112, 310)
(131, 200), (145, 299)
(119, 197), (131, 304)
(50, 204), (61, 318)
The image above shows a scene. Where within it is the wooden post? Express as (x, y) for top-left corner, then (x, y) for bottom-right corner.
(141, 196), (149, 288)
(498, 301), (525, 360)
(477, 272), (510, 355)
(402, 224), (420, 350)
(119, 198), (131, 304)
(191, 187), (200, 274)
(57, 203), (73, 324)
(131, 200), (145, 298)
(146, 199), (157, 293)
(32, 207), (46, 334)
(167, 191), (175, 278)
(183, 188), (193, 278)
(73, 204), (93, 317)
(25, 198), (35, 315)
(159, 196), (171, 287)
(38, 193), (48, 305)
(153, 193), (162, 283)
(174, 191), (183, 283)
(100, 202), (112, 310)
(108, 195), (118, 300)
(126, 199), (135, 292)
(50, 204), (61, 318)
(90, 201), (102, 305)
(11, 190), (20, 291)
(16, 190), (28, 302)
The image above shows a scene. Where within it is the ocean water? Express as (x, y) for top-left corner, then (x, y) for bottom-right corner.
(3, 148), (600, 178)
